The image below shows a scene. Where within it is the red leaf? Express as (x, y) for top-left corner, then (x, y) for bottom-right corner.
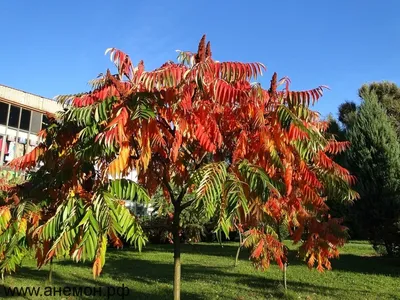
(251, 239), (265, 259)
(233, 130), (247, 162)
(171, 131), (182, 162)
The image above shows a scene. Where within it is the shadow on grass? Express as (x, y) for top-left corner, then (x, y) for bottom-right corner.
(181, 243), (400, 277)
(331, 254), (400, 277)
(90, 255), (400, 299)
(0, 261), (331, 300)
(0, 265), (202, 300)
(1, 243), (398, 299)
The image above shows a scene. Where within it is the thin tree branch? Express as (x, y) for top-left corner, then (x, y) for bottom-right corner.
(157, 118), (175, 137)
(177, 188), (186, 204)
(181, 145), (196, 162)
(162, 178), (176, 204)
(181, 198), (196, 210)
(195, 152), (208, 170)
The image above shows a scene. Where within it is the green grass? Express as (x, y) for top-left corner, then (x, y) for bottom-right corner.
(0, 241), (399, 299)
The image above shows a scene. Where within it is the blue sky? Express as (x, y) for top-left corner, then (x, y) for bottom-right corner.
(1, 0), (399, 118)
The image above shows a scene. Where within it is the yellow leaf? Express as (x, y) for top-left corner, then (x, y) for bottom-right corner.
(108, 144), (130, 178)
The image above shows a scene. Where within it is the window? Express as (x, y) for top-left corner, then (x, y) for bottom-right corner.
(15, 142), (26, 157)
(18, 137), (27, 144)
(31, 112), (42, 133)
(8, 106), (20, 128)
(20, 109), (31, 131)
(42, 114), (49, 130)
(3, 140), (15, 163)
(29, 138), (38, 147)
(0, 102), (8, 125)
(0, 136), (4, 163)
(7, 135), (16, 142)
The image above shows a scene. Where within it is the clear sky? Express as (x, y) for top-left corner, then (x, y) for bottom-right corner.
(0, 0), (399, 118)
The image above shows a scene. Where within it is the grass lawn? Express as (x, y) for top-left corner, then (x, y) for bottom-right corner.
(0, 241), (399, 299)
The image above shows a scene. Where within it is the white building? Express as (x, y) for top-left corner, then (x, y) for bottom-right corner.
(0, 84), (61, 166)
(0, 84), (153, 216)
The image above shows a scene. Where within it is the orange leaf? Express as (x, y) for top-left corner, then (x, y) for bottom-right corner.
(7, 144), (46, 171)
(233, 130), (247, 162)
(251, 239), (265, 259)
(108, 144), (130, 178)
(93, 256), (102, 278)
(284, 165), (293, 196)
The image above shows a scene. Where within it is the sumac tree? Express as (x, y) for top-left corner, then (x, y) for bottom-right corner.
(1, 36), (356, 299)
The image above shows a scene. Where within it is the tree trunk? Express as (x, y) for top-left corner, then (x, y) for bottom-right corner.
(283, 262), (287, 291)
(235, 230), (242, 267)
(48, 257), (53, 283)
(172, 208), (181, 300)
(164, 180), (188, 300)
(276, 220), (287, 291)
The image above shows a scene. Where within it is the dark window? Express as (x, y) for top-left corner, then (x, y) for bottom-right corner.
(8, 106), (20, 128)
(31, 112), (42, 133)
(41, 114), (49, 130)
(20, 109), (31, 131)
(0, 102), (8, 125)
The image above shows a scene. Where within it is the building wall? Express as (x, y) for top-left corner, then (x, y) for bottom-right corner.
(0, 84), (62, 166)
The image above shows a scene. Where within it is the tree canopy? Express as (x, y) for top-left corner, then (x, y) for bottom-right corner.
(359, 81), (400, 133)
(1, 35), (357, 299)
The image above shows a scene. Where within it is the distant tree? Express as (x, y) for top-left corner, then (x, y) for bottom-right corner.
(338, 101), (357, 128)
(359, 82), (400, 134)
(347, 91), (400, 256)
(328, 82), (400, 242)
